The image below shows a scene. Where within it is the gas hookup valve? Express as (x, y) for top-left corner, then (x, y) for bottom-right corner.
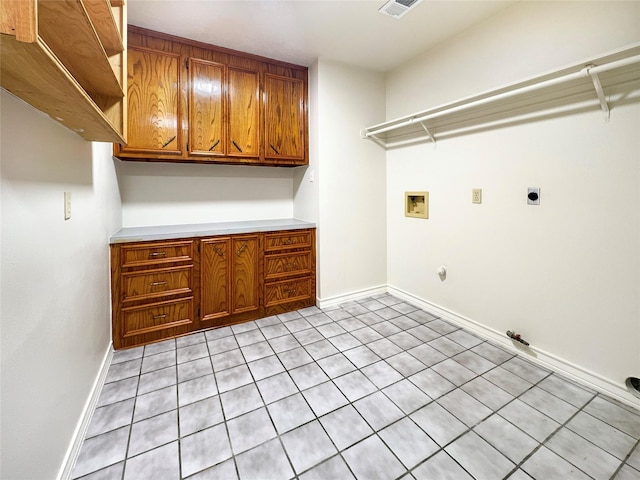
(507, 330), (530, 346)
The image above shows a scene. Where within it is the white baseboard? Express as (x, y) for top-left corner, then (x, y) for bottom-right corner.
(57, 343), (114, 480)
(387, 285), (640, 411)
(320, 284), (639, 410)
(317, 284), (388, 309)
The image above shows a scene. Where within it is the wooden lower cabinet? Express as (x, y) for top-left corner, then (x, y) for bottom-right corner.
(199, 235), (260, 328)
(111, 228), (315, 349)
(263, 229), (316, 316)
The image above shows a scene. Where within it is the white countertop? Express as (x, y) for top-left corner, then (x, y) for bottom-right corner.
(110, 218), (316, 244)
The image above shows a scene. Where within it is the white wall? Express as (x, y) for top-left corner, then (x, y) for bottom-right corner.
(312, 59), (387, 302)
(0, 91), (121, 479)
(117, 160), (295, 227)
(385, 1), (640, 403)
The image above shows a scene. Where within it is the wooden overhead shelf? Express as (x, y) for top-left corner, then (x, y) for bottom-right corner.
(0, 0), (127, 143)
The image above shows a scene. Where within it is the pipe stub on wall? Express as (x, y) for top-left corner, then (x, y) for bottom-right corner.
(625, 377), (640, 399)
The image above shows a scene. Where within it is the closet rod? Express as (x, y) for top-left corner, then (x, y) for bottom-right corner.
(363, 53), (640, 139)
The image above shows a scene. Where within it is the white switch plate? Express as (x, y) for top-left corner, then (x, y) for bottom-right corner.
(64, 192), (71, 220)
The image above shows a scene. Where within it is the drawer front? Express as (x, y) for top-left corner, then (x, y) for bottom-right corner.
(122, 298), (193, 338)
(265, 277), (312, 307)
(122, 241), (193, 267)
(122, 266), (192, 302)
(264, 230), (312, 252)
(264, 251), (312, 280)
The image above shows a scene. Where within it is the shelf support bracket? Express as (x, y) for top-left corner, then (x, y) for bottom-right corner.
(584, 65), (610, 122)
(418, 121), (436, 143)
(368, 133), (388, 149)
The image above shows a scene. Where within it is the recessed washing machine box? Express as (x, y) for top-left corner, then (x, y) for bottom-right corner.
(405, 192), (429, 218)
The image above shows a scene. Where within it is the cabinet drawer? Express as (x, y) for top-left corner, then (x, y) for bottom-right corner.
(122, 298), (193, 338)
(121, 241), (193, 267)
(264, 230), (312, 252)
(264, 252), (312, 280)
(122, 266), (192, 303)
(265, 277), (312, 307)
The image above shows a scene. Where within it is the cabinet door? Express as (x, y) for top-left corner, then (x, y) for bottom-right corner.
(264, 74), (305, 161)
(124, 46), (181, 154)
(227, 67), (260, 157)
(200, 238), (230, 321)
(232, 236), (259, 314)
(189, 59), (225, 156)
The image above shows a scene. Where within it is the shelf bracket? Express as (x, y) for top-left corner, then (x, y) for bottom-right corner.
(418, 121), (436, 143)
(368, 133), (388, 149)
(584, 65), (610, 122)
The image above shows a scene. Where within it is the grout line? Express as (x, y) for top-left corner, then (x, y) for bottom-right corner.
(82, 296), (639, 480)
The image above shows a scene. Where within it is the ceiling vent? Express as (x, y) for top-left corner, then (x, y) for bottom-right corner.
(378, 0), (423, 19)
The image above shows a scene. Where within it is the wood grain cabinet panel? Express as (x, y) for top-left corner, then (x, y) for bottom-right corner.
(231, 236), (259, 313)
(264, 231), (312, 252)
(200, 238), (230, 321)
(122, 298), (193, 338)
(264, 74), (306, 163)
(227, 67), (260, 158)
(265, 277), (312, 308)
(264, 252), (312, 281)
(189, 59), (225, 156)
(122, 266), (192, 303)
(122, 46), (181, 154)
(121, 241), (193, 268)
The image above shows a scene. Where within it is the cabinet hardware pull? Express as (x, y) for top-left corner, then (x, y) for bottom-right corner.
(212, 245), (225, 257)
(237, 242), (248, 255)
(282, 238), (297, 245)
(162, 136), (176, 148)
(152, 314), (167, 320)
(149, 281), (167, 287)
(149, 252), (167, 257)
(209, 139), (220, 151)
(270, 144), (280, 154)
(232, 140), (243, 152)
(284, 288), (297, 295)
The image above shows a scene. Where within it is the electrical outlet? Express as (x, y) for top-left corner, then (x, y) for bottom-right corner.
(64, 192), (71, 220)
(472, 188), (482, 204)
(527, 187), (540, 205)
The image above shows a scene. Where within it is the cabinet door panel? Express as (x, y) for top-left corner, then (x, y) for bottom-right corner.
(189, 59), (225, 156)
(227, 67), (259, 157)
(124, 46), (181, 154)
(264, 74), (305, 160)
(201, 238), (230, 321)
(232, 236), (259, 314)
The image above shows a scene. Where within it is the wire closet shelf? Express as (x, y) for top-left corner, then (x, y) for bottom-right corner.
(361, 43), (640, 149)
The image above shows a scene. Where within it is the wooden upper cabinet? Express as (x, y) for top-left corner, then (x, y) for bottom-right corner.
(122, 46), (181, 155)
(189, 59), (225, 156)
(227, 67), (260, 158)
(114, 27), (308, 166)
(264, 74), (306, 162)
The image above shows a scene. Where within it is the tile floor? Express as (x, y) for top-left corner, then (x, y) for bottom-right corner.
(72, 294), (640, 480)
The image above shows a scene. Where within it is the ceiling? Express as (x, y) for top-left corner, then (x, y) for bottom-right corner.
(127, 0), (516, 72)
